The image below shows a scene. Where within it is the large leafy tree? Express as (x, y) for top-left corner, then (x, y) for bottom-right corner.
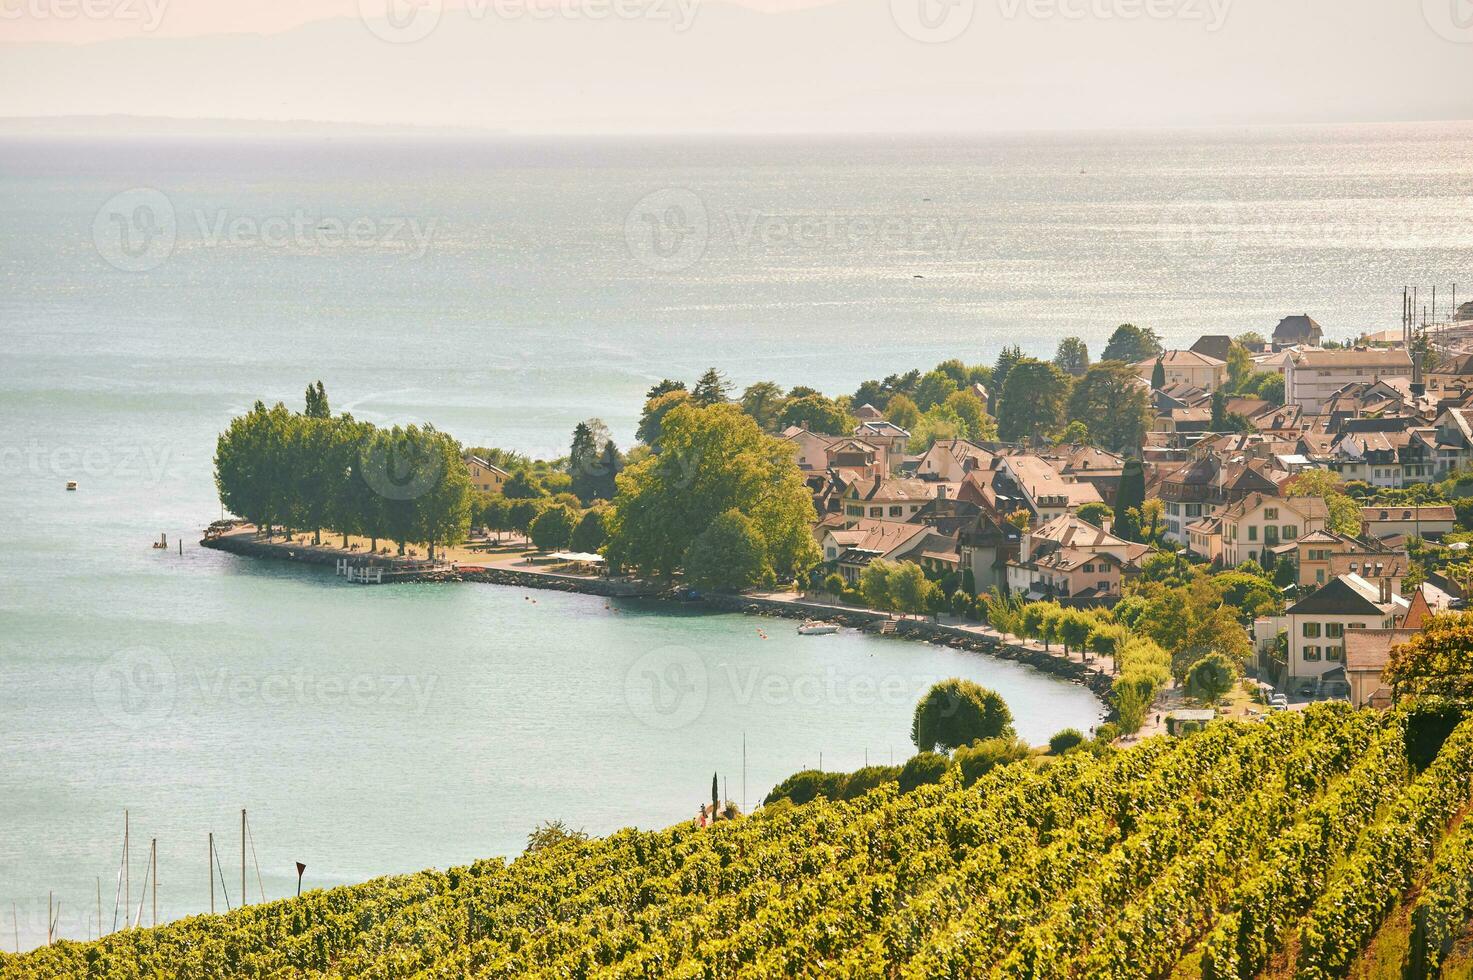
(605, 403), (820, 581)
(303, 380), (330, 419)
(1053, 337), (1090, 377)
(884, 394), (920, 430)
(637, 389), (691, 448)
(1101, 323), (1164, 363)
(1386, 612), (1473, 700)
(778, 394), (853, 436)
(530, 504), (578, 551)
(1113, 457), (1145, 539)
(568, 422), (601, 504)
(1286, 469), (1361, 536)
(913, 370), (959, 412)
(996, 359), (1071, 444)
(683, 509), (771, 591)
(1067, 361), (1151, 454)
(911, 679), (1015, 752)
(740, 381), (787, 432)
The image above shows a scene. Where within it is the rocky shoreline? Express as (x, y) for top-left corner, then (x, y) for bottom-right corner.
(202, 530), (1115, 703)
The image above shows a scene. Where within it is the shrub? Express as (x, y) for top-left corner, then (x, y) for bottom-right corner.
(953, 737), (1031, 786)
(840, 765), (902, 799)
(762, 769), (845, 806)
(823, 572), (846, 596)
(1094, 721), (1121, 744)
(1048, 728), (1085, 754)
(897, 752), (949, 793)
(1185, 653), (1237, 704)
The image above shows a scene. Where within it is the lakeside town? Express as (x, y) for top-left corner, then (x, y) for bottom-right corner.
(207, 302), (1473, 739)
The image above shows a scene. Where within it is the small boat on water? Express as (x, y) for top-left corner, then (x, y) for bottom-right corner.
(65, 481), (77, 491)
(797, 621), (839, 636)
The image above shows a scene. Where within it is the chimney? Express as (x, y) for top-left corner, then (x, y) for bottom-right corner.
(1380, 577), (1391, 605)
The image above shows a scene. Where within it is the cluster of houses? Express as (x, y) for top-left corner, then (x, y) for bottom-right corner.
(791, 314), (1473, 708)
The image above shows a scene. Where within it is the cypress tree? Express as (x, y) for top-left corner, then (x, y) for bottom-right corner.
(1150, 358), (1166, 390)
(1114, 457), (1145, 540)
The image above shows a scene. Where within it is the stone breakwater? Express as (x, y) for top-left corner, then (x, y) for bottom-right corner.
(202, 530), (1114, 702)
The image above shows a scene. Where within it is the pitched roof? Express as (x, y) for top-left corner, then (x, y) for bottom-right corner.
(1137, 349), (1226, 371)
(1361, 505), (1456, 523)
(1291, 349), (1412, 370)
(1286, 573), (1403, 617)
(1190, 335), (1233, 361)
(1343, 629), (1417, 673)
(1273, 314), (1324, 342)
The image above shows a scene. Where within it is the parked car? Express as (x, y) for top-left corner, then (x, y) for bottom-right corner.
(1296, 681), (1317, 698)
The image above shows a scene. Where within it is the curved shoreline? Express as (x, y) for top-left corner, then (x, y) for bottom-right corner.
(201, 530), (1116, 701)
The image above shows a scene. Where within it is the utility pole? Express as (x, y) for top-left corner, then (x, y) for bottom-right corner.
(152, 838), (158, 928)
(209, 832), (215, 914)
(124, 810), (130, 930)
(241, 809), (247, 909)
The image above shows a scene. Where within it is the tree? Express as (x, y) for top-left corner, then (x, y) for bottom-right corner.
(1114, 457), (1145, 539)
(525, 820), (589, 853)
(942, 390), (996, 442)
(1101, 323), (1163, 363)
(860, 559), (895, 612)
(1234, 331), (1266, 348)
(1184, 653), (1236, 704)
(683, 509), (771, 592)
(778, 394), (853, 436)
(564, 507), (605, 552)
(1150, 357), (1166, 390)
(637, 389), (692, 448)
(996, 359), (1071, 444)
(508, 498), (546, 537)
(992, 346), (1025, 409)
(530, 505), (577, 551)
(691, 368), (732, 406)
(1053, 337), (1090, 377)
(481, 495), (512, 542)
(1067, 361), (1151, 454)
(503, 469), (547, 499)
(589, 441), (624, 503)
(740, 381), (787, 432)
(646, 379), (686, 400)
(605, 403), (820, 581)
(568, 422), (601, 504)
(1077, 501), (1113, 528)
(1053, 420), (1090, 446)
(884, 394), (920, 430)
(1226, 343), (1254, 391)
(911, 678), (1014, 753)
(1285, 469), (1361, 536)
(887, 561), (931, 618)
(303, 380), (330, 418)
(913, 370), (959, 411)
(1385, 612), (1473, 700)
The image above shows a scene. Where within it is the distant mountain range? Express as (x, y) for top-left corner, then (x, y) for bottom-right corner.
(1, 0), (1469, 133)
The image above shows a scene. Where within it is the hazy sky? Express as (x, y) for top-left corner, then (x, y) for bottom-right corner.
(1, 0), (1470, 132)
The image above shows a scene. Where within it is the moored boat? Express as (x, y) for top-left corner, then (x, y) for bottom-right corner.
(797, 620), (839, 636)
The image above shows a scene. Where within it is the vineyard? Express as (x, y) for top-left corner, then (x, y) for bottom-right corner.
(5, 705), (1473, 979)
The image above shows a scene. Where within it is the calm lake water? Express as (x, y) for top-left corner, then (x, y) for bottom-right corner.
(2, 122), (1470, 948)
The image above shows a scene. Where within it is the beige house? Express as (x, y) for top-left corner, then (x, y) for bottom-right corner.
(1004, 514), (1150, 600)
(464, 454), (510, 494)
(1218, 492), (1328, 567)
(916, 440), (993, 481)
(841, 476), (956, 525)
(1281, 573), (1408, 687)
(1137, 350), (1227, 392)
(1284, 349), (1412, 413)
